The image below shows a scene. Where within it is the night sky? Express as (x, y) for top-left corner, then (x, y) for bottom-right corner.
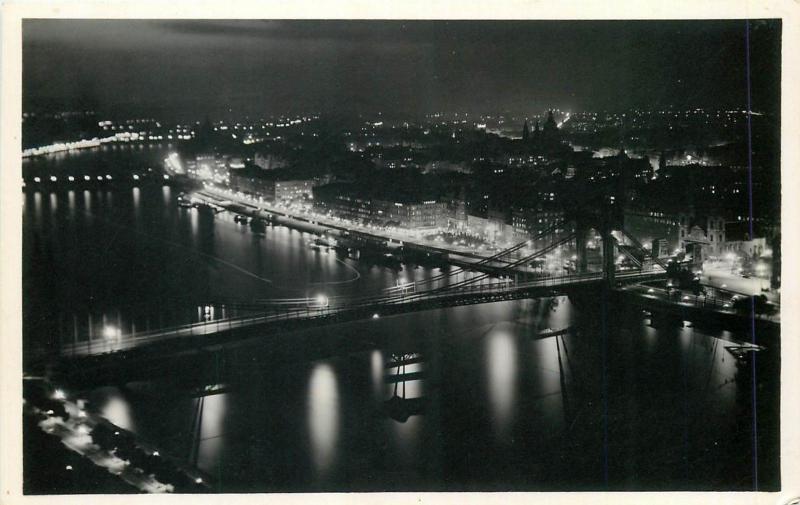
(22, 19), (781, 121)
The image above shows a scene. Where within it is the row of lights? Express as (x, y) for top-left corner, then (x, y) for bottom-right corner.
(27, 174), (170, 184)
(47, 386), (199, 483)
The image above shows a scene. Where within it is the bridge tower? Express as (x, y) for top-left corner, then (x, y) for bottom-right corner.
(601, 224), (617, 287)
(570, 198), (623, 288)
(574, 221), (589, 274)
(601, 196), (625, 288)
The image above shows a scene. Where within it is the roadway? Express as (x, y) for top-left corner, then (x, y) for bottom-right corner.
(620, 282), (780, 323)
(701, 263), (778, 302)
(193, 185), (539, 266)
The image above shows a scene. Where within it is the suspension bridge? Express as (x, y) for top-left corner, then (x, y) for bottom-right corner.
(56, 218), (670, 359)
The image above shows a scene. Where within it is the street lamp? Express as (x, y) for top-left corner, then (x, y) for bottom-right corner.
(314, 294), (329, 308)
(103, 325), (120, 339)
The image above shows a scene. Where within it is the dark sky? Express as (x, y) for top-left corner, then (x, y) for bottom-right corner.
(22, 19), (781, 121)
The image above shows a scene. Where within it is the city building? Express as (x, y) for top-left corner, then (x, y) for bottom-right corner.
(512, 206), (565, 242)
(679, 214), (726, 259)
(313, 183), (373, 223)
(443, 191), (468, 231)
(651, 238), (670, 258)
(623, 210), (682, 253)
(623, 208), (726, 261)
(275, 180), (315, 202)
(422, 160), (470, 174)
(187, 153), (230, 184)
(723, 222), (768, 258)
(467, 213), (514, 244)
(374, 199), (448, 231)
(313, 182), (449, 232)
(229, 168), (275, 199)
(254, 152), (288, 170)
(228, 166), (318, 203)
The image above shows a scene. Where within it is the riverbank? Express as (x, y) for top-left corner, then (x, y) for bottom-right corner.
(187, 186), (527, 275)
(23, 378), (211, 494)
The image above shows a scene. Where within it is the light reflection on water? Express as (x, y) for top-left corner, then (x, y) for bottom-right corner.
(83, 190), (91, 213)
(528, 335), (564, 431)
(371, 350), (384, 399)
(386, 375), (425, 399)
(307, 363), (340, 478)
(98, 389), (136, 432)
(546, 296), (572, 329)
(196, 393), (228, 474)
(33, 192), (42, 222)
(132, 187), (141, 220)
(679, 324), (693, 351)
(486, 329), (518, 438)
(67, 190), (76, 220)
(642, 319), (658, 351)
(190, 207), (199, 240)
